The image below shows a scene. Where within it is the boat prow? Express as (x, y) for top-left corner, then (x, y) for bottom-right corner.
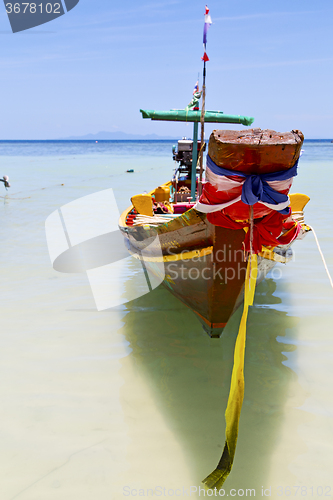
(119, 172), (310, 337)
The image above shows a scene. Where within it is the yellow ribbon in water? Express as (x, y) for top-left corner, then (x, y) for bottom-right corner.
(202, 253), (258, 490)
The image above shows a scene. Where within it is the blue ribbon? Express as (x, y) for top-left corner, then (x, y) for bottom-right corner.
(206, 155), (299, 214)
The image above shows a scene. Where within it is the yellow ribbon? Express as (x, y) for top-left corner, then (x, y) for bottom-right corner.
(202, 254), (258, 490)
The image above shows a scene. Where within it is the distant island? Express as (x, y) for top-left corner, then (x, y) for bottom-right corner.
(59, 131), (178, 140)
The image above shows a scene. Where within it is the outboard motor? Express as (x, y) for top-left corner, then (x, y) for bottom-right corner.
(172, 138), (206, 202)
(172, 138), (205, 178)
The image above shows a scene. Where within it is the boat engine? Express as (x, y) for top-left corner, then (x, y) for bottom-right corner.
(172, 139), (205, 175)
(172, 139), (205, 201)
(172, 139), (193, 169)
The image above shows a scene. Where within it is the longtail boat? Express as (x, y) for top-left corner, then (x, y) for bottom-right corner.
(119, 125), (310, 338)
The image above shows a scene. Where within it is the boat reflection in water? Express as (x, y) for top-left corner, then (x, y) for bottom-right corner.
(117, 269), (307, 493)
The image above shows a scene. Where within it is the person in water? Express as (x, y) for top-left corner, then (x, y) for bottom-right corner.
(1, 176), (10, 189)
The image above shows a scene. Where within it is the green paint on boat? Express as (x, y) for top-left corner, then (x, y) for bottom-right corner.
(140, 109), (254, 126)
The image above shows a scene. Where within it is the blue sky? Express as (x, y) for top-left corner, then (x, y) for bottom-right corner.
(0, 0), (333, 139)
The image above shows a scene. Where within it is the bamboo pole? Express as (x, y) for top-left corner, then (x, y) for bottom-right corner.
(199, 61), (206, 197)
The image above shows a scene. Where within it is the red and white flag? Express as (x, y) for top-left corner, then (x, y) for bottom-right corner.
(203, 6), (212, 46)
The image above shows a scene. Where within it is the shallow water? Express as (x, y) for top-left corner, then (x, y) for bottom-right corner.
(0, 140), (333, 499)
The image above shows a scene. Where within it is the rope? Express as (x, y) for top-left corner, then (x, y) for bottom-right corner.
(0, 195), (31, 200)
(307, 225), (333, 289)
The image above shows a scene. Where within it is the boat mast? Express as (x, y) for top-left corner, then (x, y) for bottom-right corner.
(191, 120), (199, 201)
(199, 6), (211, 196)
(199, 62), (206, 196)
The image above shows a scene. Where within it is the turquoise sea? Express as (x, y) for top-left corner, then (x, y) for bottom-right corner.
(1, 140), (333, 499)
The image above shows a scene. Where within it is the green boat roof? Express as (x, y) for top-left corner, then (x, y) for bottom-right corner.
(140, 109), (254, 126)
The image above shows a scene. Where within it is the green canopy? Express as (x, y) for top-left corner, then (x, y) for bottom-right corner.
(140, 109), (254, 126)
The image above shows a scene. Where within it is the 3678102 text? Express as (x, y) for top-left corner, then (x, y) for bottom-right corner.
(5, 3), (61, 14)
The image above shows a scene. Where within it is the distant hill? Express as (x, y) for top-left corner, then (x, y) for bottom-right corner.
(59, 131), (178, 140)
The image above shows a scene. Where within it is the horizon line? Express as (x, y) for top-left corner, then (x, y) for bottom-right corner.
(0, 138), (332, 142)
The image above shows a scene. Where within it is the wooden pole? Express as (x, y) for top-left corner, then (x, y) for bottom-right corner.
(199, 61), (206, 196)
(191, 121), (199, 201)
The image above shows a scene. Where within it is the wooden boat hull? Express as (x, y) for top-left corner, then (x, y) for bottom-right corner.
(119, 128), (308, 337)
(119, 208), (279, 337)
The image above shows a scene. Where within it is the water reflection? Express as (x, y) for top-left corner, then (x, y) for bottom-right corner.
(118, 277), (306, 493)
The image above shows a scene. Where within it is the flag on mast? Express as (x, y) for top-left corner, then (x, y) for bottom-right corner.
(202, 5), (212, 61)
(186, 81), (202, 110)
